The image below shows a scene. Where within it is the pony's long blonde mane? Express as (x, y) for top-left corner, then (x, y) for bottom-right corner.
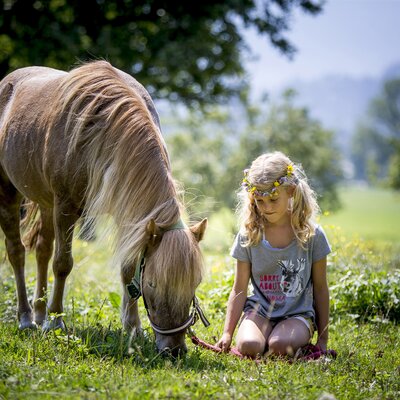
(46, 61), (203, 294)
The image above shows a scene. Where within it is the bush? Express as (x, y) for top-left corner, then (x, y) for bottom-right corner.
(330, 269), (400, 322)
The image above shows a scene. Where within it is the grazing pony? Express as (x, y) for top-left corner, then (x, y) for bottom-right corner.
(0, 61), (207, 355)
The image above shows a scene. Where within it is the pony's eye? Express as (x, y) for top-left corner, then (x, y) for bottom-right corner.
(148, 281), (156, 289)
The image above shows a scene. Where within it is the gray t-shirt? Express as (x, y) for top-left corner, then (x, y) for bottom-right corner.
(230, 225), (331, 323)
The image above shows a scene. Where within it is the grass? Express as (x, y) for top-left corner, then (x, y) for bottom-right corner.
(319, 186), (400, 243)
(1, 187), (400, 399)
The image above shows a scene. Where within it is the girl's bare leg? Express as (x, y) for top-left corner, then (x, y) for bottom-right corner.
(267, 318), (311, 356)
(236, 313), (274, 358)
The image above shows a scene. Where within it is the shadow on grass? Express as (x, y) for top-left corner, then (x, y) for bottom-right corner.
(60, 323), (231, 372)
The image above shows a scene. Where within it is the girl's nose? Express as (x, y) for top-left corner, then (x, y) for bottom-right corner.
(262, 200), (273, 211)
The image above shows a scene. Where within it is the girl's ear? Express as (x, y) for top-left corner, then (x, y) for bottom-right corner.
(190, 218), (208, 242)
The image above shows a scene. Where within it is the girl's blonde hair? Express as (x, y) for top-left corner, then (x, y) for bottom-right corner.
(237, 151), (320, 248)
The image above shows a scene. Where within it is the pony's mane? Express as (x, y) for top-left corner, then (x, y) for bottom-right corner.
(47, 61), (187, 269)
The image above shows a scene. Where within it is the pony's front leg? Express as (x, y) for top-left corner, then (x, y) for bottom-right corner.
(42, 201), (79, 331)
(33, 207), (54, 326)
(121, 265), (142, 336)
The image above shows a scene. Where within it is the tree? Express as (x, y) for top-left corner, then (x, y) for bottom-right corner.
(0, 0), (323, 105)
(352, 78), (400, 189)
(166, 106), (234, 216)
(166, 90), (343, 213)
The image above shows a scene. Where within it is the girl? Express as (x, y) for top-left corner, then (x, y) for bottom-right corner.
(216, 151), (331, 358)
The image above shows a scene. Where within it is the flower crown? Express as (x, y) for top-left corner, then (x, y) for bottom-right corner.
(242, 164), (297, 197)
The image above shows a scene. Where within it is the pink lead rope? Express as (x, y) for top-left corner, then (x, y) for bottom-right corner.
(191, 336), (337, 362)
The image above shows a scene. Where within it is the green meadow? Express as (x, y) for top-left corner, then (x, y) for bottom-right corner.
(320, 186), (400, 244)
(0, 187), (399, 399)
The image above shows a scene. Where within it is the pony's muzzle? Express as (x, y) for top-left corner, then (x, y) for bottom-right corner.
(159, 344), (188, 359)
(156, 336), (187, 358)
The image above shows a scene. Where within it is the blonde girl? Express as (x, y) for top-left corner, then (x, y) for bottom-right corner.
(216, 151), (331, 357)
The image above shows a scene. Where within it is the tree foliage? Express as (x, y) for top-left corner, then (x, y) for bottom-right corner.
(167, 91), (342, 214)
(0, 0), (323, 105)
(352, 78), (400, 189)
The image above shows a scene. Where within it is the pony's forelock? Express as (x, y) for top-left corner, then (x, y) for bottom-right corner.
(147, 229), (204, 310)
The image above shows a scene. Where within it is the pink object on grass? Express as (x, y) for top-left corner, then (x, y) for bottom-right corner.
(191, 336), (337, 361)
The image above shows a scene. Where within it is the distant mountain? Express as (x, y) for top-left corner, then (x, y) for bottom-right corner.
(292, 76), (379, 131)
(269, 75), (379, 154)
(267, 63), (400, 158)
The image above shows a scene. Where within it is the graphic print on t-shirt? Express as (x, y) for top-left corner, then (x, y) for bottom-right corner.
(259, 273), (284, 304)
(258, 258), (306, 304)
(278, 259), (305, 297)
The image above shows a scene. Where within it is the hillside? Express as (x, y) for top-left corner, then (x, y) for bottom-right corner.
(271, 62), (400, 157)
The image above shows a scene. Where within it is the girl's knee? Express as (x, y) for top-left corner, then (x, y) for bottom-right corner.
(236, 338), (265, 357)
(268, 337), (295, 356)
(268, 318), (311, 356)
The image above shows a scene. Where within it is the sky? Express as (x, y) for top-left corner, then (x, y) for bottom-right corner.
(243, 0), (400, 96)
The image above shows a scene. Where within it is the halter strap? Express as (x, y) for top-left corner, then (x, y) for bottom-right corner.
(163, 219), (187, 231)
(126, 251), (145, 301)
(149, 296), (210, 336)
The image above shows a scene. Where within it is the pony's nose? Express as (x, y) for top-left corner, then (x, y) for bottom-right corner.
(159, 344), (187, 359)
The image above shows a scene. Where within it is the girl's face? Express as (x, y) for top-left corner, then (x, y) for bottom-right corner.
(253, 187), (292, 225)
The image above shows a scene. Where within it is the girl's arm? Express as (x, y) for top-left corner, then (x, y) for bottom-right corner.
(312, 257), (330, 350)
(216, 260), (251, 352)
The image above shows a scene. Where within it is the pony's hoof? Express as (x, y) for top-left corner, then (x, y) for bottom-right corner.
(42, 317), (66, 332)
(18, 312), (38, 330)
(34, 313), (46, 326)
(33, 302), (47, 325)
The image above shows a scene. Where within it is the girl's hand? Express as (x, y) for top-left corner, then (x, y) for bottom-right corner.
(216, 332), (232, 352)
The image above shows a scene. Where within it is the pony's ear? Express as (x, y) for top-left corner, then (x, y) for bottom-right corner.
(146, 219), (157, 236)
(190, 218), (208, 242)
(146, 219), (162, 247)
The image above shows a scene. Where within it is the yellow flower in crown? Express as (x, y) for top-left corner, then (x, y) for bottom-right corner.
(242, 163), (298, 197)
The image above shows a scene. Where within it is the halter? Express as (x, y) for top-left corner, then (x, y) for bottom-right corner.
(126, 219), (210, 336)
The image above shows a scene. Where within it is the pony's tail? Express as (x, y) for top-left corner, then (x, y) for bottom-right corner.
(20, 201), (41, 251)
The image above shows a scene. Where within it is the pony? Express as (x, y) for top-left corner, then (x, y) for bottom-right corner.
(0, 60), (207, 356)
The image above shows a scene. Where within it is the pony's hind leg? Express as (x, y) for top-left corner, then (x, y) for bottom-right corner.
(42, 199), (79, 331)
(0, 179), (35, 329)
(32, 207), (55, 325)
